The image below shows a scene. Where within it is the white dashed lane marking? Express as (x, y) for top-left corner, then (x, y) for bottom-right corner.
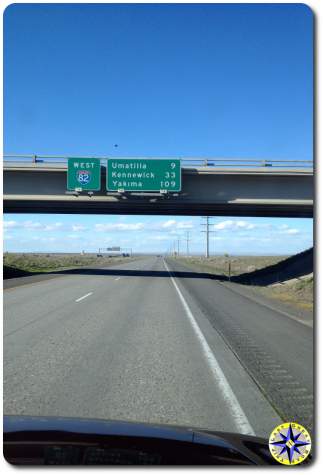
(75, 292), (93, 303)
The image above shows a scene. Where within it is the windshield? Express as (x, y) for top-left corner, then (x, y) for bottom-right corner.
(3, 2), (313, 465)
(3, 213), (313, 440)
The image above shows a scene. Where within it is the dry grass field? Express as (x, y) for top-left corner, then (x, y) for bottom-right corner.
(174, 255), (287, 278)
(3, 252), (137, 278)
(257, 276), (313, 313)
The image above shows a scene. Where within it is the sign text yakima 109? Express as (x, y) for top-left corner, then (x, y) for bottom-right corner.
(106, 158), (181, 192)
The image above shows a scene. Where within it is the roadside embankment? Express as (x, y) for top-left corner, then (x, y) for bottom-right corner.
(232, 248), (313, 286)
(3, 253), (141, 289)
(171, 250), (313, 319)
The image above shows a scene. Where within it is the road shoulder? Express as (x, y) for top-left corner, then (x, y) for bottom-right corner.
(168, 258), (313, 328)
(219, 280), (313, 328)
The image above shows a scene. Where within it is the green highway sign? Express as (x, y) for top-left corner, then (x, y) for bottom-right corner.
(67, 158), (101, 191)
(107, 158), (181, 192)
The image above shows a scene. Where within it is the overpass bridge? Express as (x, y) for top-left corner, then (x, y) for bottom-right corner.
(3, 155), (313, 217)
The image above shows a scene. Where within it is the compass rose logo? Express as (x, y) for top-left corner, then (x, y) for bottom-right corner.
(269, 422), (311, 465)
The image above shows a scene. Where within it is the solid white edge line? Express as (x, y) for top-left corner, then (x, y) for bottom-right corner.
(163, 259), (255, 436)
(75, 292), (93, 303)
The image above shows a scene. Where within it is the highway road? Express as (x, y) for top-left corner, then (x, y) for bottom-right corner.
(3, 256), (313, 438)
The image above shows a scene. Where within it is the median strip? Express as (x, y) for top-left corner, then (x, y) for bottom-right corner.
(75, 292), (93, 303)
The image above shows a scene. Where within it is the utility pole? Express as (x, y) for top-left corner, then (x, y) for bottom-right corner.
(200, 216), (215, 258)
(173, 237), (181, 257)
(185, 231), (191, 256)
(206, 217), (209, 259)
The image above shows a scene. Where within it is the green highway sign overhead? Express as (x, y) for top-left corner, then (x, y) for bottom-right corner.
(67, 158), (101, 191)
(106, 158), (181, 192)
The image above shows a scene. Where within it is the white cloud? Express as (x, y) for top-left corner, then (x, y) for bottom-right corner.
(161, 219), (177, 228)
(4, 220), (88, 233)
(285, 228), (300, 235)
(72, 224), (87, 231)
(276, 225), (300, 235)
(159, 219), (193, 230)
(23, 220), (44, 229)
(44, 222), (64, 231)
(214, 220), (255, 231)
(236, 220), (255, 230)
(95, 223), (145, 232)
(3, 220), (20, 229)
(214, 220), (234, 230)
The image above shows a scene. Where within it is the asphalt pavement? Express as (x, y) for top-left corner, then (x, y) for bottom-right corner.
(3, 256), (313, 437)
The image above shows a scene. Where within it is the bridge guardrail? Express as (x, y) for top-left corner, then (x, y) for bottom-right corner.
(3, 154), (313, 169)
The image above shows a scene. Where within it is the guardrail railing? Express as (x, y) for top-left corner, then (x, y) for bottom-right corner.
(3, 154), (313, 169)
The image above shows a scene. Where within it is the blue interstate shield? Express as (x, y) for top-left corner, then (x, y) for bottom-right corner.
(76, 170), (92, 185)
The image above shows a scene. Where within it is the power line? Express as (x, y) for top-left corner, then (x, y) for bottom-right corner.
(173, 236), (183, 257)
(200, 216), (215, 258)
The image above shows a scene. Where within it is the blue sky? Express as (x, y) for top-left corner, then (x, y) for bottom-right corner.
(3, 215), (313, 256)
(3, 4), (313, 254)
